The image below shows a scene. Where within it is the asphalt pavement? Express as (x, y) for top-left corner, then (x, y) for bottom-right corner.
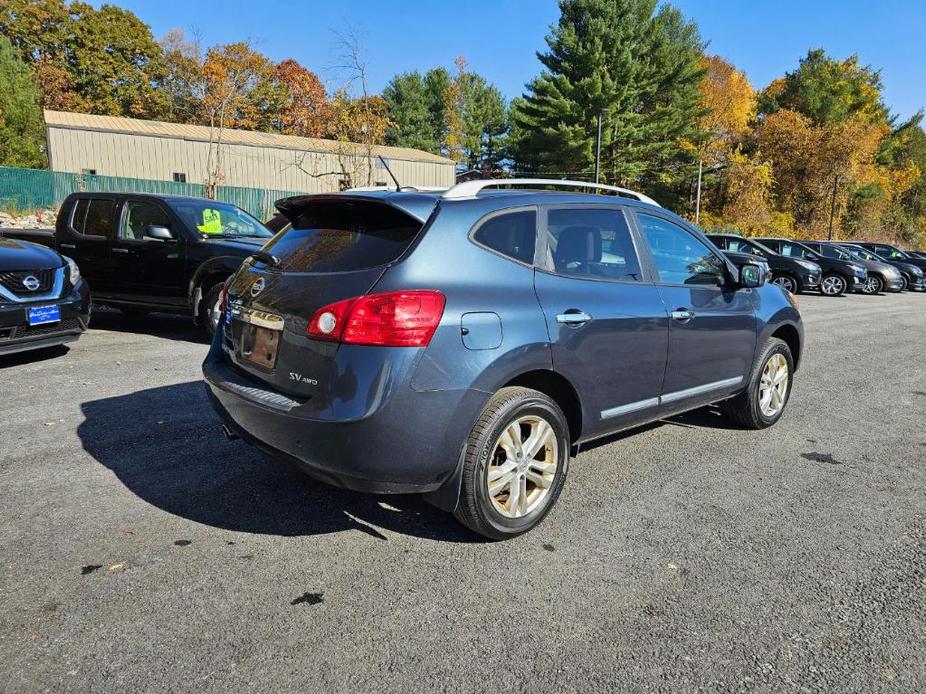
(1, 292), (924, 693)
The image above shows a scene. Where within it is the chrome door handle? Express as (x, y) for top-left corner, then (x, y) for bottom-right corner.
(670, 309), (694, 321)
(59, 243), (76, 249)
(556, 311), (592, 325)
(112, 247), (130, 254)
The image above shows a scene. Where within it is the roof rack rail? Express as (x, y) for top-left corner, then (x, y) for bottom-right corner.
(441, 178), (660, 206)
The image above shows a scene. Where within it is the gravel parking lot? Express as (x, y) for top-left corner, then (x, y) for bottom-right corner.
(1, 292), (924, 693)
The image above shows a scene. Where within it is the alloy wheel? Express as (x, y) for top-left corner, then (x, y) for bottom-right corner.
(773, 276), (796, 293)
(486, 415), (559, 519)
(821, 275), (846, 295)
(758, 353), (789, 418)
(865, 275), (883, 294)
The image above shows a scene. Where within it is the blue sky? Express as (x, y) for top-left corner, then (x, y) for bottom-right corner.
(106, 0), (925, 121)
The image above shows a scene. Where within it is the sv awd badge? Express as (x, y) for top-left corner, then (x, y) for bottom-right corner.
(289, 372), (318, 385)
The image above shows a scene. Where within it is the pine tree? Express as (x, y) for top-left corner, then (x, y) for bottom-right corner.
(0, 36), (45, 168)
(510, 0), (704, 186)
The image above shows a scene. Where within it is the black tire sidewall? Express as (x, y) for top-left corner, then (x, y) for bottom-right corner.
(468, 395), (570, 537)
(201, 283), (224, 337)
(749, 341), (795, 427)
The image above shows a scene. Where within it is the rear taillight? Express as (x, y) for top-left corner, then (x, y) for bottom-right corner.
(307, 290), (446, 347)
(219, 276), (233, 313)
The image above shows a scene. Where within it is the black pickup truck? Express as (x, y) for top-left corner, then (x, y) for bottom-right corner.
(0, 193), (273, 335)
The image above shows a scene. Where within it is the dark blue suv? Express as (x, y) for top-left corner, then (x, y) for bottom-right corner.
(203, 180), (803, 539)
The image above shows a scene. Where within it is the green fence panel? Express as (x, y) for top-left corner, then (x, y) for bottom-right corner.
(0, 166), (308, 220)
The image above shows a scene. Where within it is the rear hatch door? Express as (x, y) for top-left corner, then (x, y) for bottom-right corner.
(223, 195), (432, 401)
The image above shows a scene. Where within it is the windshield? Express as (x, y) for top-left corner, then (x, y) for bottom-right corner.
(166, 199), (272, 239)
(869, 244), (908, 260)
(817, 244), (852, 260)
(725, 237), (774, 257)
(777, 241), (818, 260)
(849, 247), (881, 262)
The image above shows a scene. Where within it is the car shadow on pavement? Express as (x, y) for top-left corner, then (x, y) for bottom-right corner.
(77, 380), (479, 543)
(0, 344), (70, 369)
(88, 306), (210, 344)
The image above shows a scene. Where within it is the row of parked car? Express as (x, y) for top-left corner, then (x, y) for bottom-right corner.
(709, 233), (926, 296)
(0, 180), (921, 540)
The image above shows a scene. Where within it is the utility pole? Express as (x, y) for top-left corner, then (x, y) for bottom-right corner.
(828, 173), (839, 240)
(594, 111), (603, 184)
(695, 158), (703, 225)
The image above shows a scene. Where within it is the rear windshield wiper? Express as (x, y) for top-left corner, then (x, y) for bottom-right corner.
(249, 250), (281, 267)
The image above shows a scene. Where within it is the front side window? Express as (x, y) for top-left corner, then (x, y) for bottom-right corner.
(122, 202), (173, 241)
(473, 210), (536, 264)
(545, 207), (641, 281)
(72, 198), (115, 238)
(637, 214), (724, 286)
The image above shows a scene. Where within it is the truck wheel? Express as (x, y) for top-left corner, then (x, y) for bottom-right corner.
(454, 387), (570, 540)
(720, 338), (794, 430)
(200, 283), (224, 338)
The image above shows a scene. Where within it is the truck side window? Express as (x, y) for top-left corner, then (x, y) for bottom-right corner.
(72, 199), (115, 238)
(123, 202), (172, 241)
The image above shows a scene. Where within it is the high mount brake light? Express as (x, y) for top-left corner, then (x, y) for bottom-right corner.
(307, 290), (446, 347)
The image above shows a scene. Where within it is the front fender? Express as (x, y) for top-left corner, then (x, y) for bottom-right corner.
(187, 256), (248, 303)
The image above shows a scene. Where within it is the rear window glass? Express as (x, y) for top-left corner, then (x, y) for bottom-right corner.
(71, 198), (115, 237)
(265, 201), (423, 272)
(473, 211), (536, 264)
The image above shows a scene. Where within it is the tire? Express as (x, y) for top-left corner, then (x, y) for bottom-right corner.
(454, 387), (570, 540)
(772, 274), (798, 294)
(819, 273), (847, 296)
(864, 274), (883, 295)
(200, 282), (224, 338)
(720, 338), (794, 430)
(900, 274), (909, 291)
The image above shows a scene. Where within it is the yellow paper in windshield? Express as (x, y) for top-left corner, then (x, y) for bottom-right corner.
(197, 208), (222, 234)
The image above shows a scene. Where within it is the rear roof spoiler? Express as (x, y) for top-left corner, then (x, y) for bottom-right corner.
(275, 193), (438, 225)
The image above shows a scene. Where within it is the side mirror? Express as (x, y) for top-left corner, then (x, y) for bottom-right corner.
(738, 263), (763, 288)
(145, 224), (175, 241)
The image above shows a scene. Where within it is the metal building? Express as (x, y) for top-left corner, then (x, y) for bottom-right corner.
(43, 110), (456, 193)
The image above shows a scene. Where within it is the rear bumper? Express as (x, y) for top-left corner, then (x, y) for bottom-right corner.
(0, 281), (90, 356)
(201, 337), (483, 499)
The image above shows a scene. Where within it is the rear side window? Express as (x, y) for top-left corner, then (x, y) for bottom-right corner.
(546, 208), (641, 281)
(71, 198), (115, 238)
(265, 200), (423, 272)
(472, 210), (536, 264)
